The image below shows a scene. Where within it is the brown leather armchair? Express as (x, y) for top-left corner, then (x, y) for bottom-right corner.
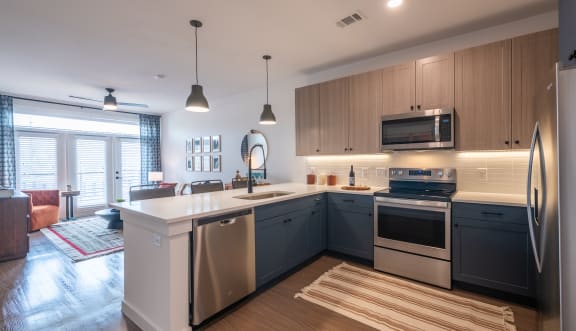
(22, 190), (60, 231)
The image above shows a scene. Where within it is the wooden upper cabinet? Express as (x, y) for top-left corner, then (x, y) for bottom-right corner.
(295, 84), (320, 156)
(319, 77), (350, 154)
(416, 53), (455, 110)
(382, 62), (415, 115)
(349, 71), (382, 154)
(511, 29), (558, 149)
(455, 40), (512, 151)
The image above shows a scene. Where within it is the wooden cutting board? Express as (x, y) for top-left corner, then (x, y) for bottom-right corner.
(340, 185), (371, 191)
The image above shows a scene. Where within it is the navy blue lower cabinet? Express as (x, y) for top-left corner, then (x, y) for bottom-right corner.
(255, 194), (326, 288)
(284, 211), (311, 271)
(255, 215), (288, 288)
(308, 205), (326, 256)
(327, 203), (374, 261)
(452, 203), (536, 298)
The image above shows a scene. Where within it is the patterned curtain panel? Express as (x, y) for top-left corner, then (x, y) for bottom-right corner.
(0, 95), (16, 188)
(139, 114), (162, 184)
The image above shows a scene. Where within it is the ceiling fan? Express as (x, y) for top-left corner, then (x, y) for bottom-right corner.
(69, 88), (149, 110)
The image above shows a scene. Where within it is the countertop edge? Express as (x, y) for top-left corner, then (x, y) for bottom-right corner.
(452, 191), (527, 208)
(112, 183), (385, 224)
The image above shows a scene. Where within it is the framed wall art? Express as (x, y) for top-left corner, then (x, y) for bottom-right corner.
(202, 155), (211, 172)
(193, 156), (202, 172)
(211, 135), (221, 153)
(193, 137), (202, 154)
(202, 136), (211, 153)
(212, 155), (221, 172)
(186, 155), (193, 172)
(186, 139), (193, 154)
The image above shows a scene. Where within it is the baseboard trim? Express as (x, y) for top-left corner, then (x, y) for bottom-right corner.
(122, 300), (191, 331)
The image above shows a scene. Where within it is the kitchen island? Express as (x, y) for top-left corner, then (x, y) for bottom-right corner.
(113, 183), (381, 331)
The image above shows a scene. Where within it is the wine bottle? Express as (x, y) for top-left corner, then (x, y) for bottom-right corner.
(349, 165), (355, 186)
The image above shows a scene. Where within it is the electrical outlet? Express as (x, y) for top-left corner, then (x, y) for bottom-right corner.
(477, 168), (488, 181)
(152, 233), (161, 247)
(376, 168), (387, 177)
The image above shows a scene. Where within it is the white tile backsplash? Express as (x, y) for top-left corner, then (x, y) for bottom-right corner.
(305, 150), (529, 194)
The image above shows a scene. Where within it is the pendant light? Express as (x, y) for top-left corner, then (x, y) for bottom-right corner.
(103, 88), (118, 111)
(185, 20), (210, 112)
(259, 55), (277, 125)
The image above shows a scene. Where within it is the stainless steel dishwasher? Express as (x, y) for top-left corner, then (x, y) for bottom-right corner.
(191, 209), (255, 326)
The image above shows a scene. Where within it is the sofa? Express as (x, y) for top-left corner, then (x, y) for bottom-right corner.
(22, 190), (60, 231)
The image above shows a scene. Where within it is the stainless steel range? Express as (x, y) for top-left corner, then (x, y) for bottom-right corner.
(373, 168), (456, 289)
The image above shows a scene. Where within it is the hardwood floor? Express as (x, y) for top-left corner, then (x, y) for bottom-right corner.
(0, 233), (538, 331)
(0, 232), (139, 331)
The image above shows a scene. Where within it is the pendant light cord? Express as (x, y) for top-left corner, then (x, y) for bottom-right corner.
(266, 58), (269, 103)
(195, 26), (199, 85)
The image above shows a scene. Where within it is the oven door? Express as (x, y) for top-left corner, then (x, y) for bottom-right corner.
(374, 197), (451, 260)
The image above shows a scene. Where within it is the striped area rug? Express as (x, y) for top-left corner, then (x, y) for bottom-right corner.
(40, 217), (123, 262)
(295, 263), (516, 331)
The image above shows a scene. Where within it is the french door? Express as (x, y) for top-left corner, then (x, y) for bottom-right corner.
(114, 138), (141, 202)
(70, 136), (142, 216)
(70, 136), (109, 215)
(16, 132), (141, 218)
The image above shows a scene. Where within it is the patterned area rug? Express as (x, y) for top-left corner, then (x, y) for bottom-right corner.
(40, 217), (123, 262)
(295, 263), (516, 331)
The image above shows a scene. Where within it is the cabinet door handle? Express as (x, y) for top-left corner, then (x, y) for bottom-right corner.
(454, 223), (459, 228)
(515, 140), (520, 145)
(311, 211), (316, 215)
(481, 211), (504, 216)
(417, 105), (421, 110)
(569, 49), (576, 61)
(316, 149), (320, 153)
(314, 198), (322, 201)
(342, 199), (355, 203)
(368, 213), (373, 217)
(505, 140), (510, 145)
(410, 105), (414, 111)
(349, 147), (353, 152)
(344, 148), (348, 152)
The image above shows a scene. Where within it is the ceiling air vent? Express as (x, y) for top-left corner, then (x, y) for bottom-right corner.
(336, 11), (365, 28)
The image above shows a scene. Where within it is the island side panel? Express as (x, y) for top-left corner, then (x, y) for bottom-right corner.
(121, 212), (192, 331)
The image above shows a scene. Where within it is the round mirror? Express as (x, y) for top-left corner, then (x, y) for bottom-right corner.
(241, 129), (269, 169)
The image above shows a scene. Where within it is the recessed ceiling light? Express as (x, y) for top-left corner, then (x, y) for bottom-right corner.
(387, 0), (403, 8)
(154, 74), (165, 80)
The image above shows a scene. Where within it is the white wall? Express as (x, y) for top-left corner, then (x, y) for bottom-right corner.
(162, 11), (557, 187)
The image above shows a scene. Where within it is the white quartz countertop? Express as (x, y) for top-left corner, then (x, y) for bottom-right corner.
(112, 182), (385, 224)
(452, 191), (526, 207)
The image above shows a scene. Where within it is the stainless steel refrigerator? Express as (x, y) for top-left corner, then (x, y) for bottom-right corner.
(527, 63), (576, 331)
(558, 65), (576, 331)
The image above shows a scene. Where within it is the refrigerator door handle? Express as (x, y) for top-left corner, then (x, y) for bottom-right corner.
(527, 122), (543, 273)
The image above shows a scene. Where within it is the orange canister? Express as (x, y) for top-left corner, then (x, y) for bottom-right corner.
(306, 174), (317, 184)
(327, 175), (337, 186)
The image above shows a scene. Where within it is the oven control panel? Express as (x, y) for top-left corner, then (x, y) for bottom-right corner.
(389, 168), (456, 182)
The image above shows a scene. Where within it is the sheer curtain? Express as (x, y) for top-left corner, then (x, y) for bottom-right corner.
(139, 114), (161, 184)
(0, 95), (16, 188)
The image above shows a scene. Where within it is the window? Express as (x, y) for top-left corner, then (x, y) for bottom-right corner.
(119, 139), (141, 200)
(76, 139), (107, 208)
(13, 101), (143, 214)
(17, 135), (58, 190)
(14, 113), (139, 136)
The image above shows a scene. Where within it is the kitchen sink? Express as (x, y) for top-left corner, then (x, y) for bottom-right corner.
(233, 191), (294, 200)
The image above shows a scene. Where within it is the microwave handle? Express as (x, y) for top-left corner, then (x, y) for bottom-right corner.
(434, 116), (440, 142)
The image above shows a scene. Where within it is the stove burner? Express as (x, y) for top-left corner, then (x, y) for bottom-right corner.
(374, 167), (457, 202)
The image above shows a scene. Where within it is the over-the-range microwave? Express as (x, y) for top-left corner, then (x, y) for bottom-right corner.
(380, 108), (454, 151)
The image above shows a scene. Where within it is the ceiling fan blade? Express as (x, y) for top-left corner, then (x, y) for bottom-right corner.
(69, 95), (102, 103)
(118, 102), (149, 108)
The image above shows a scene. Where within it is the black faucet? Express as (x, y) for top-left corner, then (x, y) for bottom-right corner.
(248, 143), (266, 194)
